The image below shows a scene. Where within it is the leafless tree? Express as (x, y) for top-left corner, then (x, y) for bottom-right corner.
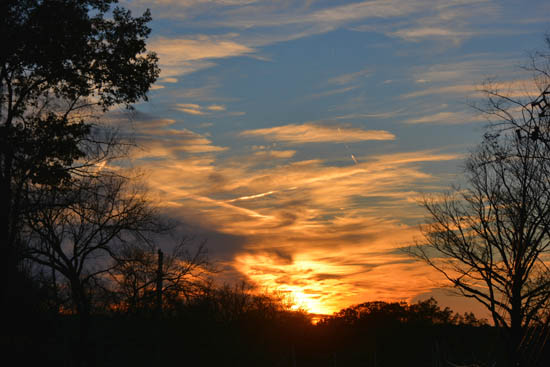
(22, 172), (165, 355)
(477, 35), (550, 153)
(413, 40), (550, 366)
(110, 237), (214, 315)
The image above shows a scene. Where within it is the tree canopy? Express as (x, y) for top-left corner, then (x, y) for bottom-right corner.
(0, 0), (159, 293)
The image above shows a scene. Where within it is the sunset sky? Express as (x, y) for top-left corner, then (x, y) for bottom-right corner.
(116, 0), (549, 315)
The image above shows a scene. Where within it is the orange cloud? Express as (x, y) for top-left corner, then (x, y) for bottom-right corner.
(175, 103), (229, 115)
(252, 149), (296, 159)
(107, 113), (227, 159)
(234, 241), (440, 314)
(405, 111), (486, 125)
(391, 27), (472, 43)
(402, 84), (481, 99)
(402, 79), (540, 99)
(150, 36), (254, 78)
(175, 103), (204, 115)
(207, 104), (226, 111)
(240, 123), (395, 144)
(123, 113), (460, 314)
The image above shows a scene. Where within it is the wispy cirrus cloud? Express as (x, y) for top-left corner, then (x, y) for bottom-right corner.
(391, 27), (473, 42)
(405, 110), (485, 125)
(115, 0), (550, 317)
(402, 79), (540, 99)
(402, 84), (480, 99)
(307, 86), (359, 100)
(141, 148), (460, 237)
(149, 36), (255, 79)
(135, 130), (227, 156)
(235, 250), (436, 314)
(240, 123), (395, 144)
(131, 0), (505, 54)
(214, 0), (430, 29)
(106, 112), (227, 158)
(135, 148), (460, 313)
(117, 94), (462, 312)
(305, 67), (370, 100)
(411, 57), (514, 84)
(253, 149), (296, 159)
(175, 103), (228, 115)
(327, 68), (370, 86)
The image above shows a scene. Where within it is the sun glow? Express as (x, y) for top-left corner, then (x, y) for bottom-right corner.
(235, 253), (359, 315)
(288, 289), (327, 315)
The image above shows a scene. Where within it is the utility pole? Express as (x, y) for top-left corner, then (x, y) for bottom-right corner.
(156, 249), (163, 318)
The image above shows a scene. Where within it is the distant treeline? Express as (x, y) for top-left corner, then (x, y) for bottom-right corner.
(11, 273), (549, 367)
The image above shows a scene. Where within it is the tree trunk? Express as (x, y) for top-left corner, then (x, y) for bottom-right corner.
(0, 170), (15, 312)
(509, 292), (525, 367)
(155, 249), (163, 319)
(71, 282), (93, 367)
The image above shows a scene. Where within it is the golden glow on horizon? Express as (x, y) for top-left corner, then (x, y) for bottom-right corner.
(130, 145), (460, 314)
(236, 253), (356, 314)
(102, 0), (548, 318)
(235, 249), (442, 315)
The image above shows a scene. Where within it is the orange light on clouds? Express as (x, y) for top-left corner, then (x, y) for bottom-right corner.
(235, 241), (441, 315)
(102, 0), (550, 320)
(235, 253), (362, 314)
(121, 113), (463, 315)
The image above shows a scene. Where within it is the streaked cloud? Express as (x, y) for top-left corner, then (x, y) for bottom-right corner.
(161, 77), (179, 83)
(151, 37), (253, 61)
(391, 27), (472, 42)
(128, 0), (507, 53)
(216, 1), (432, 29)
(240, 123), (395, 144)
(107, 112), (227, 158)
(405, 111), (485, 125)
(253, 149), (296, 159)
(119, 0), (550, 315)
(402, 79), (539, 99)
(207, 104), (227, 111)
(175, 103), (228, 115)
(328, 68), (370, 86)
(130, 137), (461, 312)
(402, 84), (480, 99)
(307, 86), (359, 100)
(235, 251), (438, 314)
(334, 111), (405, 120)
(175, 103), (204, 115)
(150, 36), (254, 78)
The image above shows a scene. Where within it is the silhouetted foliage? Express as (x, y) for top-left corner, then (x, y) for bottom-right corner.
(318, 298), (487, 328)
(1, 2), (159, 365)
(17, 289), (524, 367)
(0, 0), (159, 315)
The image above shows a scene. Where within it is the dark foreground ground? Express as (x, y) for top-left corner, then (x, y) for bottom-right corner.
(5, 280), (549, 367)
(9, 311), (550, 367)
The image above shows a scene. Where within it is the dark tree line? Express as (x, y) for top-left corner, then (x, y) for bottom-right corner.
(16, 279), (498, 367)
(318, 297), (487, 328)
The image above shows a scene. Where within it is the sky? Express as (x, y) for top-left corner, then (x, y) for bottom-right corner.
(114, 0), (550, 315)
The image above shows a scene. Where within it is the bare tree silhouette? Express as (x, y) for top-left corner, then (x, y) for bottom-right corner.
(413, 38), (550, 367)
(110, 237), (213, 316)
(23, 173), (164, 365)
